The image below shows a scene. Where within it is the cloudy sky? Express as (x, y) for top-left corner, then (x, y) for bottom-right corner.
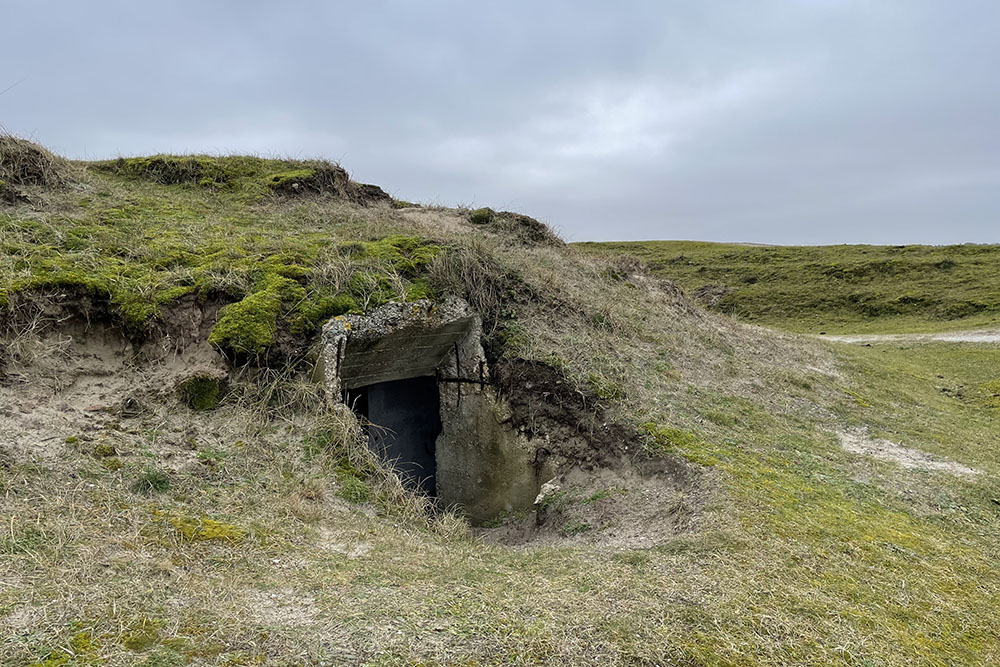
(3, 1), (998, 244)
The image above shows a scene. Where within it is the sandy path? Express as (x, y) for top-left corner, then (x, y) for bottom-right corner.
(818, 329), (1000, 344)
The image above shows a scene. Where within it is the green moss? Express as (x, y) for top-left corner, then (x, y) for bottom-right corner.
(469, 207), (495, 225)
(92, 155), (360, 203)
(94, 155), (275, 193)
(587, 372), (625, 400)
(103, 457), (124, 472)
(266, 168), (317, 189)
(404, 278), (432, 301)
(93, 442), (117, 457)
(641, 422), (719, 466)
(28, 630), (100, 666)
(168, 514), (246, 542)
(123, 619), (163, 651)
(2, 180), (443, 346)
(288, 290), (357, 334)
(977, 379), (1000, 409)
(176, 373), (225, 411)
(209, 273), (305, 357)
(340, 235), (441, 277)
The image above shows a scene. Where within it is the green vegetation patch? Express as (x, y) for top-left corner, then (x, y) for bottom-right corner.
(93, 155), (334, 195)
(576, 240), (1000, 333)
(336, 470), (372, 504)
(1, 165), (441, 349)
(28, 629), (100, 666)
(132, 467), (171, 495)
(167, 514), (246, 542)
(977, 379), (1000, 409)
(176, 372), (226, 410)
(91, 154), (389, 205)
(207, 236), (440, 359)
(469, 207), (495, 224)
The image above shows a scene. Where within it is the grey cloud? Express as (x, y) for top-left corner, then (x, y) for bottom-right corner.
(2, 0), (998, 243)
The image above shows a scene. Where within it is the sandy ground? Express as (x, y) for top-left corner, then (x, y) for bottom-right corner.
(837, 429), (980, 477)
(819, 329), (1000, 344)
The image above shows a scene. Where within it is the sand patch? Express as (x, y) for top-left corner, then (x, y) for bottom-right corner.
(838, 429), (979, 476)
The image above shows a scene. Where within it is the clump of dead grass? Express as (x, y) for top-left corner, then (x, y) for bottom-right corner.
(427, 238), (536, 346)
(0, 133), (74, 188)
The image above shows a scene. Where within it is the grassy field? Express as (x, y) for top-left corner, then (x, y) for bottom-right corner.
(575, 240), (1000, 333)
(3, 139), (1000, 664)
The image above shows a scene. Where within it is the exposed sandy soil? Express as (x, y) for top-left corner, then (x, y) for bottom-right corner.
(837, 429), (980, 477)
(0, 314), (230, 474)
(820, 329), (1000, 344)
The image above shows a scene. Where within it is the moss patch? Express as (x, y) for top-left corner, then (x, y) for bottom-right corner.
(1, 160), (441, 344)
(469, 207), (495, 225)
(168, 514), (246, 543)
(92, 154), (388, 205)
(641, 422), (719, 466)
(207, 237), (440, 359)
(977, 379), (1000, 409)
(176, 373), (226, 410)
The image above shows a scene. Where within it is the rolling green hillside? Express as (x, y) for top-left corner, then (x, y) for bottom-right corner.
(576, 240), (1000, 333)
(3, 138), (1000, 665)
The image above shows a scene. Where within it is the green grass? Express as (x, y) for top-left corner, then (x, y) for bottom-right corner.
(576, 240), (1000, 333)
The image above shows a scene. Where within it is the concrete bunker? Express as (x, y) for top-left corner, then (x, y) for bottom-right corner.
(319, 299), (539, 522)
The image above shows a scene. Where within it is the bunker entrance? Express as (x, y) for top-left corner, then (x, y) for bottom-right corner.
(321, 299), (542, 522)
(346, 376), (442, 495)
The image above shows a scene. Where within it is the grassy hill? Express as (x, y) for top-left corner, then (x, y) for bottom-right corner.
(3, 137), (1000, 665)
(575, 240), (1000, 333)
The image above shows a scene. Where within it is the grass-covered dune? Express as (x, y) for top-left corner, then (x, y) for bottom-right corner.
(576, 240), (1000, 334)
(3, 137), (1000, 665)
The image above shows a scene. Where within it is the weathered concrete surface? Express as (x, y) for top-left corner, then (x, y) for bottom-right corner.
(319, 298), (539, 523)
(435, 389), (537, 520)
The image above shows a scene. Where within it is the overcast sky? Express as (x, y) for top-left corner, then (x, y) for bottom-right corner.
(3, 1), (998, 244)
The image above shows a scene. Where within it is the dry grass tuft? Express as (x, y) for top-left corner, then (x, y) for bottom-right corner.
(427, 237), (535, 344)
(0, 134), (73, 188)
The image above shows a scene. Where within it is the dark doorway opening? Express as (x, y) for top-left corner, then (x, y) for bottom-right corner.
(346, 375), (442, 495)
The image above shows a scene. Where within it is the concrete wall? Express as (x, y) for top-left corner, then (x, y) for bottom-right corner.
(436, 387), (538, 522)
